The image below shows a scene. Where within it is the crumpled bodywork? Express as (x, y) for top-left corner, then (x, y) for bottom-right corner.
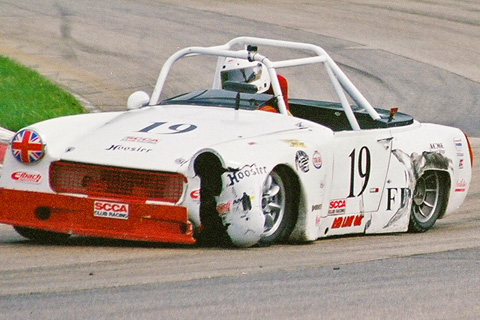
(216, 169), (266, 247)
(384, 150), (453, 228)
(192, 149), (272, 247)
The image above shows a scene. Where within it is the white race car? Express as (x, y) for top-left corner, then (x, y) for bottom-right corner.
(0, 37), (473, 247)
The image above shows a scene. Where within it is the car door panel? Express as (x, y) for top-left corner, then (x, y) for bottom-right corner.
(329, 129), (393, 230)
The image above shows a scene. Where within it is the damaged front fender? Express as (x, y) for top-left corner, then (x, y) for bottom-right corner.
(215, 165), (267, 247)
(193, 152), (267, 247)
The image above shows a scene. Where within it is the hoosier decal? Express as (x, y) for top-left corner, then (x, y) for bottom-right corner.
(105, 145), (152, 153)
(226, 164), (267, 186)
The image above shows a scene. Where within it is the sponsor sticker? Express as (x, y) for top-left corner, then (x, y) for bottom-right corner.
(283, 139), (307, 148)
(295, 150), (309, 173)
(190, 189), (200, 200)
(312, 151), (322, 169)
(122, 136), (159, 144)
(94, 201), (129, 220)
(454, 138), (464, 156)
(331, 215), (363, 229)
(226, 163), (267, 186)
(11, 171), (43, 184)
(454, 179), (467, 192)
(328, 199), (346, 215)
(430, 142), (445, 154)
(105, 144), (152, 153)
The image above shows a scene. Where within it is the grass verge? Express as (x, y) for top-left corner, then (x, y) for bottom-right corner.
(0, 55), (85, 132)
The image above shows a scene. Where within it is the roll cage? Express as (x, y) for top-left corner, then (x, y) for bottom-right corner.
(149, 37), (381, 131)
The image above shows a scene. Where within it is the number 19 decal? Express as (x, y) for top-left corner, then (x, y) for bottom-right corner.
(348, 146), (371, 198)
(138, 122), (197, 134)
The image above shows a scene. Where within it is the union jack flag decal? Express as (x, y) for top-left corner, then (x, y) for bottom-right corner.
(11, 129), (45, 164)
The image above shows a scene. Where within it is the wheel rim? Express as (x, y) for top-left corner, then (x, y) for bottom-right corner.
(412, 171), (440, 223)
(261, 171), (286, 237)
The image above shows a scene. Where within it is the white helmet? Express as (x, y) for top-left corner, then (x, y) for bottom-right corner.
(220, 58), (271, 93)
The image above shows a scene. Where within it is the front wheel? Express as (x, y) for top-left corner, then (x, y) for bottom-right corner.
(14, 226), (71, 244)
(408, 171), (448, 232)
(259, 167), (299, 245)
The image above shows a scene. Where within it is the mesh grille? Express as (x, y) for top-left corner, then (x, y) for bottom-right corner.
(50, 161), (186, 203)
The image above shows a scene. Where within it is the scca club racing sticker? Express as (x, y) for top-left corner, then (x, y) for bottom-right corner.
(94, 201), (129, 220)
(328, 199), (346, 215)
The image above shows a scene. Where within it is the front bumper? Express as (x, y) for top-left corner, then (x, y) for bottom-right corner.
(0, 188), (195, 244)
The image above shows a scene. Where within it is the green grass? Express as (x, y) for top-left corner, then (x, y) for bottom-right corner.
(0, 55), (85, 131)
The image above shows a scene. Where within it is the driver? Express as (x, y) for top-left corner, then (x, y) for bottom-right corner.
(220, 58), (289, 114)
(258, 74), (289, 113)
(220, 58), (270, 92)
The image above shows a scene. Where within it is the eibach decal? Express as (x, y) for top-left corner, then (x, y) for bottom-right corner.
(11, 171), (43, 184)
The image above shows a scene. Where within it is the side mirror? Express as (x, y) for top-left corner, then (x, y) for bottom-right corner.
(127, 91), (150, 110)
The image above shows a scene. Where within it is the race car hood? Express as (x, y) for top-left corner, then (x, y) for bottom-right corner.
(58, 105), (303, 172)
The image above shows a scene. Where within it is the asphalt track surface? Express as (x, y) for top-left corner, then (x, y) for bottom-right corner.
(0, 1), (479, 319)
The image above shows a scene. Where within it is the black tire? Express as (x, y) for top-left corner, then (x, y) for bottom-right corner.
(194, 153), (232, 247)
(408, 171), (448, 232)
(259, 167), (299, 245)
(14, 226), (70, 244)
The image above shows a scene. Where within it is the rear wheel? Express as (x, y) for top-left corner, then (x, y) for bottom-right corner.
(260, 167), (298, 245)
(409, 171), (447, 232)
(14, 226), (70, 244)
